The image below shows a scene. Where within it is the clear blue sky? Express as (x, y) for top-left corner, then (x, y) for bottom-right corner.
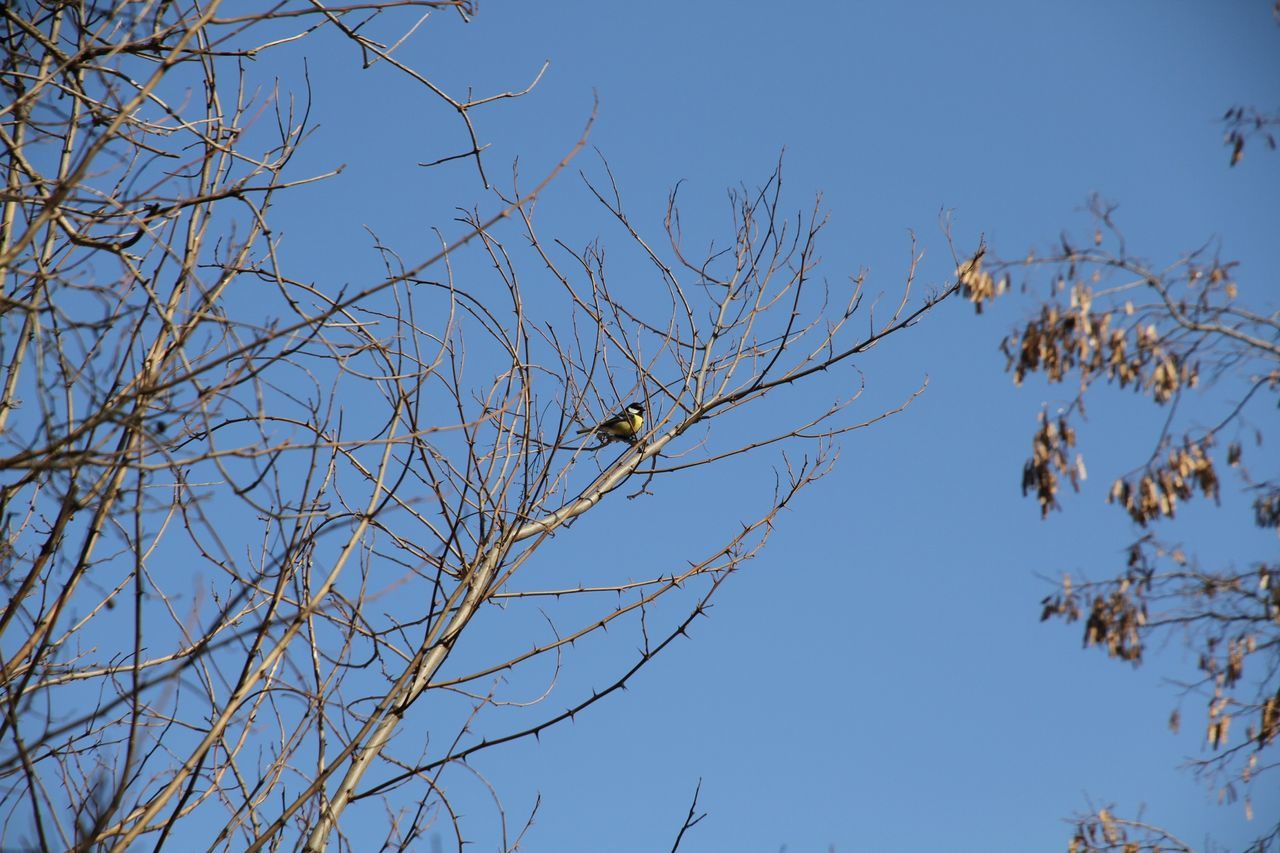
(260, 2), (1279, 849)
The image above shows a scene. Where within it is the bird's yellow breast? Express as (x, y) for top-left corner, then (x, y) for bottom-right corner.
(602, 411), (642, 438)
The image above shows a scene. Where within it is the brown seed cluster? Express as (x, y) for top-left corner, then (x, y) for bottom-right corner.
(1038, 567), (1151, 664)
(956, 253), (1007, 314)
(1223, 104), (1280, 166)
(1108, 439), (1220, 526)
(1261, 687), (1280, 749)
(1000, 288), (1199, 403)
(1022, 412), (1083, 518)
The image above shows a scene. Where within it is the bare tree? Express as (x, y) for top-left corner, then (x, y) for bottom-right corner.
(0, 2), (968, 850)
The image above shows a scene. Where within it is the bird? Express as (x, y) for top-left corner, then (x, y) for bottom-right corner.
(576, 402), (644, 442)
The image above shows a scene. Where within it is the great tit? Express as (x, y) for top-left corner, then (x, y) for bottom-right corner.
(577, 402), (644, 442)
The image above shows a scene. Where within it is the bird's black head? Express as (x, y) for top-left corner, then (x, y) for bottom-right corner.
(627, 403), (644, 414)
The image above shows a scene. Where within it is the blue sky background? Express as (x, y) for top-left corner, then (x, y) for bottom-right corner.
(253, 2), (1279, 849)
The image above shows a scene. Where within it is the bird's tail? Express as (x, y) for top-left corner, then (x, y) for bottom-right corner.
(575, 426), (593, 435)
